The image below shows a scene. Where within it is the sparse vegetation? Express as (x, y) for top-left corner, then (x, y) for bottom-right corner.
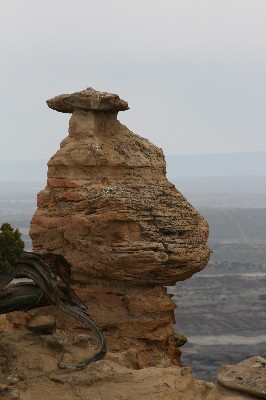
(0, 223), (24, 274)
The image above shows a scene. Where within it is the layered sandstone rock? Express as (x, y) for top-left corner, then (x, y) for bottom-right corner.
(30, 87), (210, 366)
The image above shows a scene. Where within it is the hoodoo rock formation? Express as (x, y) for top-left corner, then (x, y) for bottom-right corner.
(32, 88), (210, 285)
(2, 88), (264, 400)
(30, 87), (210, 368)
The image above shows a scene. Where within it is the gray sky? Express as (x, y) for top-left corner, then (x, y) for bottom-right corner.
(1, 0), (265, 160)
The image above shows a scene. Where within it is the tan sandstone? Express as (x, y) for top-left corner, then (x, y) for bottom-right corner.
(1, 88), (264, 400)
(0, 327), (213, 400)
(29, 88), (210, 368)
(206, 357), (266, 399)
(216, 357), (266, 398)
(11, 87), (212, 398)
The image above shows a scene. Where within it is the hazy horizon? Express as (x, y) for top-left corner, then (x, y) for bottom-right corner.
(2, 149), (266, 161)
(1, 151), (266, 182)
(1, 0), (266, 161)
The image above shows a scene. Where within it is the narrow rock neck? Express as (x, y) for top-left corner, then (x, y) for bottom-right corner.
(68, 109), (119, 138)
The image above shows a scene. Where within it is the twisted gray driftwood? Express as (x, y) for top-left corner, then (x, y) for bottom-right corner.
(0, 252), (106, 369)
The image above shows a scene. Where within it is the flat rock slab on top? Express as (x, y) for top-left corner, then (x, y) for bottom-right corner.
(46, 87), (129, 113)
(217, 356), (266, 398)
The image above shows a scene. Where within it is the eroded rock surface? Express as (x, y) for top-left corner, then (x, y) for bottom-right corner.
(206, 384), (261, 400)
(216, 357), (266, 398)
(46, 87), (129, 113)
(205, 357), (266, 399)
(0, 316), (213, 400)
(27, 88), (211, 396)
(31, 88), (210, 287)
(27, 315), (55, 333)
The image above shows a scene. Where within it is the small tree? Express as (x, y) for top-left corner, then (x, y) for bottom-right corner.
(0, 223), (24, 274)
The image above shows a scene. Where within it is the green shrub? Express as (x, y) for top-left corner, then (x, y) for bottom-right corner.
(0, 223), (24, 274)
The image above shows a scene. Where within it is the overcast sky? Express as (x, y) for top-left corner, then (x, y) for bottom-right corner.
(1, 0), (265, 160)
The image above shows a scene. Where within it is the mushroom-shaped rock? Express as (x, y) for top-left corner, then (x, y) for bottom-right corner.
(31, 88), (210, 286)
(30, 88), (210, 366)
(46, 87), (129, 113)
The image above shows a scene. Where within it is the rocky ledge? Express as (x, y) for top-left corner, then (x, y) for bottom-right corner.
(206, 357), (266, 399)
(0, 313), (213, 400)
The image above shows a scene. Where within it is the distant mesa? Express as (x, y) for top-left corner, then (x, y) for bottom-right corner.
(46, 87), (129, 113)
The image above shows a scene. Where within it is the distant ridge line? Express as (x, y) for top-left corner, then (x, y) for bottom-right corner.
(1, 152), (266, 181)
(166, 152), (266, 178)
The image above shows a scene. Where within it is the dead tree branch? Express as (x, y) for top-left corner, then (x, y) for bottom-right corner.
(0, 252), (106, 369)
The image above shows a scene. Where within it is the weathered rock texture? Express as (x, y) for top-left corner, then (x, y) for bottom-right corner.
(47, 87), (129, 113)
(206, 357), (266, 399)
(0, 317), (213, 400)
(217, 357), (266, 398)
(30, 87), (210, 367)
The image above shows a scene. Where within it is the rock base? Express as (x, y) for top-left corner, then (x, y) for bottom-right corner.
(0, 316), (212, 400)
